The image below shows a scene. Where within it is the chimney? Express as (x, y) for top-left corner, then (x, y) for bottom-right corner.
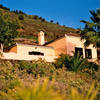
(38, 31), (45, 45)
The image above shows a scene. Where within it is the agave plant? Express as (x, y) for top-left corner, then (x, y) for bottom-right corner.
(54, 53), (87, 72)
(68, 53), (86, 72)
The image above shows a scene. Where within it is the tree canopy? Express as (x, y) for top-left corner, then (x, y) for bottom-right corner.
(80, 8), (100, 47)
(0, 10), (20, 51)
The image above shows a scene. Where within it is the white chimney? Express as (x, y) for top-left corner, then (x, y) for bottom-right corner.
(38, 31), (45, 45)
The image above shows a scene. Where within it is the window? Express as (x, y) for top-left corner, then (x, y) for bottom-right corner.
(97, 49), (100, 60)
(85, 49), (92, 59)
(75, 47), (83, 57)
(29, 51), (44, 56)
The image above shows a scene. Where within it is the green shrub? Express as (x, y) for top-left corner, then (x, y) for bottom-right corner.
(50, 20), (54, 23)
(54, 54), (70, 68)
(18, 60), (55, 77)
(56, 22), (59, 25)
(7, 79), (20, 90)
(18, 61), (37, 74)
(18, 15), (24, 20)
(41, 18), (45, 22)
(0, 79), (97, 100)
(54, 53), (99, 73)
(33, 15), (38, 19)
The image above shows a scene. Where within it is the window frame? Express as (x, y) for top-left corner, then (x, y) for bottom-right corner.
(85, 49), (92, 59)
(28, 51), (44, 56)
(75, 47), (83, 57)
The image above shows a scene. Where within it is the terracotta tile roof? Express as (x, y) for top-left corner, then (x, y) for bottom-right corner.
(15, 38), (38, 45)
(45, 33), (80, 45)
(66, 33), (80, 37)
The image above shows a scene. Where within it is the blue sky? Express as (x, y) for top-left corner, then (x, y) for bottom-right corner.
(0, 0), (100, 28)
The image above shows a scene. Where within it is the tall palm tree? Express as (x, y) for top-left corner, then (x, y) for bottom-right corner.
(81, 8), (100, 47)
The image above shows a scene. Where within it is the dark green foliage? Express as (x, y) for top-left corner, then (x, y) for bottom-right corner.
(81, 8), (100, 47)
(56, 22), (59, 25)
(54, 53), (86, 72)
(12, 10), (25, 14)
(38, 16), (45, 22)
(18, 60), (55, 77)
(0, 4), (77, 42)
(18, 61), (37, 74)
(41, 18), (45, 22)
(18, 15), (24, 20)
(50, 20), (54, 23)
(54, 53), (99, 73)
(86, 62), (99, 71)
(33, 15), (38, 19)
(0, 10), (20, 50)
(0, 61), (20, 92)
(39, 17), (42, 20)
(0, 4), (10, 11)
(54, 54), (70, 68)
(68, 53), (86, 72)
(0, 59), (100, 98)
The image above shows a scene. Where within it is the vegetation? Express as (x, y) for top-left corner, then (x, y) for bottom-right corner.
(12, 10), (25, 14)
(0, 4), (100, 100)
(18, 14), (24, 20)
(0, 4), (77, 42)
(0, 4), (10, 11)
(0, 59), (100, 99)
(54, 53), (99, 73)
(0, 78), (98, 100)
(0, 10), (20, 50)
(81, 8), (100, 47)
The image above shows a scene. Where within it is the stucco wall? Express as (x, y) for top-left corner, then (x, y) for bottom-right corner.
(65, 35), (97, 60)
(46, 37), (67, 56)
(3, 44), (56, 62)
(9, 46), (17, 53)
(2, 34), (97, 62)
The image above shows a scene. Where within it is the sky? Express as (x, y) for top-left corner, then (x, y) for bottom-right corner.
(0, 0), (100, 29)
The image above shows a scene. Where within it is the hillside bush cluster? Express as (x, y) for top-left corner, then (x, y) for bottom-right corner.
(18, 15), (24, 20)
(0, 4), (10, 11)
(54, 53), (99, 76)
(0, 78), (98, 100)
(33, 15), (39, 19)
(0, 59), (100, 99)
(12, 10), (25, 14)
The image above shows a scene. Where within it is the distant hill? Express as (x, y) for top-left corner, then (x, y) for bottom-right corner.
(0, 4), (78, 42)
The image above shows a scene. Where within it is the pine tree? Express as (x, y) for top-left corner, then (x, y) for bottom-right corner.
(81, 8), (100, 47)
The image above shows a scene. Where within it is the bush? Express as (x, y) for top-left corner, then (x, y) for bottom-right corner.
(18, 15), (24, 20)
(0, 79), (97, 100)
(56, 22), (59, 25)
(18, 61), (37, 74)
(33, 15), (38, 19)
(54, 53), (99, 73)
(41, 18), (45, 22)
(39, 16), (42, 20)
(18, 60), (55, 77)
(50, 20), (54, 23)
(54, 54), (70, 68)
(12, 10), (25, 14)
(0, 4), (10, 11)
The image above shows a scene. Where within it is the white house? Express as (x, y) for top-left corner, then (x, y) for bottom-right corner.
(1, 31), (98, 62)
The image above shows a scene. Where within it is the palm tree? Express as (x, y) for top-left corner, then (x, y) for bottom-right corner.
(80, 8), (100, 47)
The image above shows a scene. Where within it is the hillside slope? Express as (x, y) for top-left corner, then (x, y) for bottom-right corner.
(0, 5), (77, 42)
